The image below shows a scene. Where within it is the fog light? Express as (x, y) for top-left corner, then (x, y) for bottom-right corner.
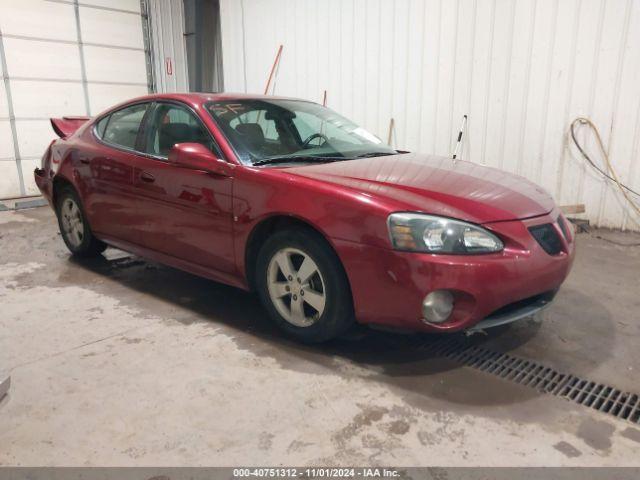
(422, 290), (455, 324)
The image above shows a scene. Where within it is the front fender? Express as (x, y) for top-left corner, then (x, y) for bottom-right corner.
(231, 166), (394, 285)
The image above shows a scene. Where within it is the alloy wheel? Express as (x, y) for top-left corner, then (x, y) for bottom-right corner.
(61, 198), (84, 248)
(266, 247), (326, 327)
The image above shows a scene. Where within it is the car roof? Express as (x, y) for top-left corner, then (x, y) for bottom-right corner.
(94, 92), (321, 120)
(122, 92), (317, 107)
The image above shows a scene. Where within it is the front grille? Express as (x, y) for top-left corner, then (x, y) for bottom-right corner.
(529, 223), (563, 255)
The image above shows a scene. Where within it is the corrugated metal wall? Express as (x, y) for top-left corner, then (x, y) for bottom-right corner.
(0, 0), (149, 199)
(148, 0), (224, 93)
(219, 0), (640, 231)
(147, 0), (190, 93)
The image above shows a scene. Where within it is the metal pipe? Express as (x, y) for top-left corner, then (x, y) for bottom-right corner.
(452, 114), (468, 160)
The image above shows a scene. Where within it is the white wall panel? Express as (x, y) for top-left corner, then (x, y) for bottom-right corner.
(0, 0), (77, 41)
(0, 0), (149, 199)
(220, 0), (640, 230)
(87, 83), (149, 113)
(0, 83), (8, 118)
(589, 0), (640, 231)
(81, 0), (141, 13)
(10, 81), (86, 118)
(218, 0), (245, 93)
(14, 120), (55, 158)
(2, 38), (82, 80)
(0, 121), (14, 158)
(0, 161), (22, 198)
(82, 46), (147, 85)
(80, 7), (144, 49)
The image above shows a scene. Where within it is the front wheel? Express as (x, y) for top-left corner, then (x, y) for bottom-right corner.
(56, 186), (107, 257)
(255, 228), (354, 343)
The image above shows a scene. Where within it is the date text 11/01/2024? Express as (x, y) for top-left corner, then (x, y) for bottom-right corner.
(232, 468), (401, 478)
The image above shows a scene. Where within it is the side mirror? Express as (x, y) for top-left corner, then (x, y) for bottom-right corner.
(168, 143), (232, 176)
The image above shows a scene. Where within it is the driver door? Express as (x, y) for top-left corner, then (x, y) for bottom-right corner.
(130, 101), (236, 274)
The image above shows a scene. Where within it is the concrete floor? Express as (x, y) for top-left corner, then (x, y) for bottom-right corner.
(1, 207), (639, 466)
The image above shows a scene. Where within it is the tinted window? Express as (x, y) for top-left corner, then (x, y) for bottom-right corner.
(100, 103), (147, 150)
(143, 103), (215, 158)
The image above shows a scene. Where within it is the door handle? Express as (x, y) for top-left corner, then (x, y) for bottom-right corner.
(80, 158), (91, 165)
(140, 171), (155, 183)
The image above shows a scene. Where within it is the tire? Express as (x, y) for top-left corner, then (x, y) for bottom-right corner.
(56, 186), (107, 257)
(255, 227), (355, 343)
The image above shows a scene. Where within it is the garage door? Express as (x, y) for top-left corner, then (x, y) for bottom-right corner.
(0, 0), (151, 199)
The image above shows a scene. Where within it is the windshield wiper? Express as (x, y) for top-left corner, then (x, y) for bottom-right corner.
(252, 155), (347, 166)
(350, 152), (397, 159)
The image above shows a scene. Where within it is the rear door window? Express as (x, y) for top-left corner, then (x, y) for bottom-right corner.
(99, 103), (148, 150)
(95, 116), (109, 138)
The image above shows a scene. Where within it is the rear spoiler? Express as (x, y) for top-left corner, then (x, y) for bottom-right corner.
(50, 116), (91, 139)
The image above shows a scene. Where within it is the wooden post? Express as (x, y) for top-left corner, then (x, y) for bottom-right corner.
(264, 45), (284, 95)
(559, 204), (586, 215)
(387, 118), (395, 146)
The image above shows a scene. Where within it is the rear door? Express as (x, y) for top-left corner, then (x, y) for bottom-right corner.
(83, 102), (150, 244)
(128, 101), (235, 273)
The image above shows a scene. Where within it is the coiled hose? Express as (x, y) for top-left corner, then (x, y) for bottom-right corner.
(569, 117), (640, 218)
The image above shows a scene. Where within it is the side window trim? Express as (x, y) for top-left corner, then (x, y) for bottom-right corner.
(93, 101), (150, 154)
(136, 101), (157, 153)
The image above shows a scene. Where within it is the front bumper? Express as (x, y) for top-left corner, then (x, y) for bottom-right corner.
(334, 209), (575, 333)
(464, 289), (556, 334)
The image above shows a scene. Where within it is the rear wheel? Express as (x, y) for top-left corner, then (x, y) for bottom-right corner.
(56, 186), (107, 257)
(256, 228), (354, 343)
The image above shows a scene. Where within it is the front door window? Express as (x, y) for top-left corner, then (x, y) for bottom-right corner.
(143, 103), (216, 158)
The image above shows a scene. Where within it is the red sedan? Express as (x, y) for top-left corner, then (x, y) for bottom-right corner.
(34, 93), (575, 342)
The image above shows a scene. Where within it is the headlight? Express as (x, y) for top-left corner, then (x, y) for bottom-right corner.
(387, 213), (504, 254)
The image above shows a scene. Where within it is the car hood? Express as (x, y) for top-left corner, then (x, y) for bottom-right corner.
(285, 153), (555, 223)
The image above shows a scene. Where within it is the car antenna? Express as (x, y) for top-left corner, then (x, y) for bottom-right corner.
(452, 114), (468, 162)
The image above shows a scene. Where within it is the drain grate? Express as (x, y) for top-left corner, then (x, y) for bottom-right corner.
(422, 336), (640, 424)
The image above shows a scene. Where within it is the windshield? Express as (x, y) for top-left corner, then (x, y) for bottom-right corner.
(205, 99), (397, 165)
